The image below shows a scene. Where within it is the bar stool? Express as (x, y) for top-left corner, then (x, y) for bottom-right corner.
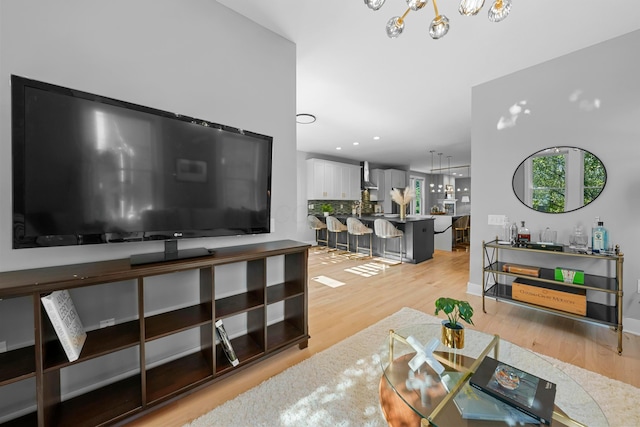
(374, 218), (404, 263)
(307, 215), (328, 250)
(453, 215), (470, 245)
(347, 217), (373, 257)
(326, 216), (349, 252)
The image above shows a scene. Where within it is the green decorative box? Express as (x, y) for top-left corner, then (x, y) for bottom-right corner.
(555, 267), (585, 285)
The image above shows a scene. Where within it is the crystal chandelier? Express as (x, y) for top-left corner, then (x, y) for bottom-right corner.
(364, 0), (512, 40)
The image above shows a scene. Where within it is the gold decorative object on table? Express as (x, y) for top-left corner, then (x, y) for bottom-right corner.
(441, 324), (465, 349)
(434, 297), (474, 349)
(390, 186), (415, 220)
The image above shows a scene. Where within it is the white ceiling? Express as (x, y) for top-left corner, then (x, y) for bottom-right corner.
(217, 0), (640, 175)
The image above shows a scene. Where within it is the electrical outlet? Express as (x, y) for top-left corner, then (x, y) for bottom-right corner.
(488, 214), (506, 226)
(308, 204), (314, 209)
(637, 279), (640, 293)
(0, 341), (7, 353)
(340, 204), (344, 209)
(100, 318), (115, 328)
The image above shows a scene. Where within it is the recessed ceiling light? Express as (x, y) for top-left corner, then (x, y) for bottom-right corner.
(336, 147), (342, 150)
(373, 136), (380, 140)
(353, 142), (359, 146)
(296, 113), (316, 124)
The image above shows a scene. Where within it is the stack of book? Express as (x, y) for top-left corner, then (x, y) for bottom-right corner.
(442, 357), (556, 425)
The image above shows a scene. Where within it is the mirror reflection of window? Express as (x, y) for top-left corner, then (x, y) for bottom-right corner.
(409, 176), (425, 215)
(584, 151), (607, 205)
(531, 151), (566, 213)
(513, 147), (606, 213)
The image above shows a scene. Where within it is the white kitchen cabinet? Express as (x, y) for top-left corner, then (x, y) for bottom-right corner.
(380, 169), (408, 213)
(385, 169), (406, 189)
(371, 169), (385, 201)
(341, 163), (360, 200)
(306, 159), (360, 200)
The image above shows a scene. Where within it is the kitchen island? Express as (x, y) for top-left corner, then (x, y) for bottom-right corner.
(316, 215), (434, 263)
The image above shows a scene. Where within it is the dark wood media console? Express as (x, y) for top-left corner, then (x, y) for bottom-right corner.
(0, 240), (309, 426)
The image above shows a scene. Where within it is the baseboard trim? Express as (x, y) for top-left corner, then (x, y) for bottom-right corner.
(466, 281), (482, 296)
(623, 317), (640, 336)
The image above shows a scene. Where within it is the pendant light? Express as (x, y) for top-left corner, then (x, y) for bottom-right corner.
(364, 0), (512, 41)
(437, 153), (443, 192)
(429, 150), (436, 193)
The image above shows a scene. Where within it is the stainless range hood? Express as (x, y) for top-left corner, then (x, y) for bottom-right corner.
(361, 161), (378, 189)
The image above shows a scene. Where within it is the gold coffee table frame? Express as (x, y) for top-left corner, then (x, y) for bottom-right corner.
(381, 327), (593, 427)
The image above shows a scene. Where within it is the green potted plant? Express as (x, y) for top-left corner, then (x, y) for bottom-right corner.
(321, 203), (333, 217)
(435, 297), (474, 349)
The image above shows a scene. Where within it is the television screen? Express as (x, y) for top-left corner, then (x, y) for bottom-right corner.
(12, 75), (272, 249)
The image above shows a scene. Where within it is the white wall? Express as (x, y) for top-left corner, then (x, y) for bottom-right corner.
(469, 30), (640, 333)
(0, 0), (297, 271)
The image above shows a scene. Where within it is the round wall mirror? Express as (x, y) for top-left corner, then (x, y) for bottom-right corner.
(512, 146), (606, 213)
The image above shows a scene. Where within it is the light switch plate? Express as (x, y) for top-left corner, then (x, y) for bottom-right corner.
(488, 215), (506, 226)
(0, 341), (7, 353)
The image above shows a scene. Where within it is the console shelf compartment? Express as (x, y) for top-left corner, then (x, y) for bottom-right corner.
(267, 318), (306, 350)
(48, 374), (142, 427)
(145, 303), (212, 341)
(482, 239), (623, 354)
(214, 292), (264, 318)
(43, 320), (140, 371)
(146, 350), (213, 404)
(267, 282), (305, 303)
(0, 347), (35, 386)
(2, 412), (37, 427)
(0, 240), (309, 426)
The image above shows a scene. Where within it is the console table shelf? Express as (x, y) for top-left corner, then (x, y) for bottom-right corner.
(0, 240), (309, 426)
(482, 239), (623, 354)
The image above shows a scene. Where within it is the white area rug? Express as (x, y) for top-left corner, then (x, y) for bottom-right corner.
(184, 307), (640, 427)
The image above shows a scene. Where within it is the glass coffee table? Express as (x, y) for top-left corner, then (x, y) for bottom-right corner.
(378, 324), (607, 427)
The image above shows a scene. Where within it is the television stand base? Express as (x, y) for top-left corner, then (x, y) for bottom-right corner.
(130, 247), (211, 266)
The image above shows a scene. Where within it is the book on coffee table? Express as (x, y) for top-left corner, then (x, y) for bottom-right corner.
(469, 357), (556, 425)
(441, 372), (539, 424)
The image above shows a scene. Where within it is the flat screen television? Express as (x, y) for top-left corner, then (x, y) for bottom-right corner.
(12, 75), (273, 259)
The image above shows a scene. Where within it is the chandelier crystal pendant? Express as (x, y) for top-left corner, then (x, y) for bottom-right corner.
(407, 0), (428, 10)
(365, 0), (511, 40)
(488, 0), (512, 22)
(429, 14), (450, 39)
(386, 16), (405, 38)
(458, 0), (485, 16)
(365, 0), (387, 11)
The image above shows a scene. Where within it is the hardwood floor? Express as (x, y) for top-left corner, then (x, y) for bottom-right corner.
(129, 248), (640, 426)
